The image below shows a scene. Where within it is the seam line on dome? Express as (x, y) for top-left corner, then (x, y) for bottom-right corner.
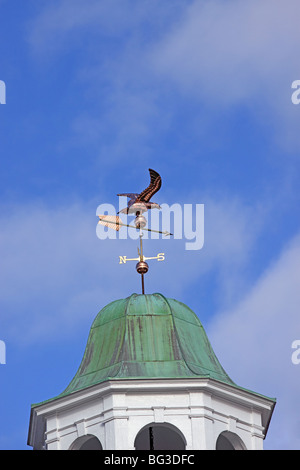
(106, 294), (135, 380)
(156, 293), (201, 378)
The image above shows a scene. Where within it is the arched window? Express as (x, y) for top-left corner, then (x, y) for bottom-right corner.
(216, 431), (246, 450)
(134, 423), (186, 450)
(69, 434), (103, 450)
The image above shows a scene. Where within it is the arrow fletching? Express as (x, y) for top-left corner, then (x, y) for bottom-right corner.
(98, 215), (121, 231)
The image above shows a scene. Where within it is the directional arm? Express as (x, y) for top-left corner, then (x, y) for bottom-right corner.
(119, 253), (165, 264)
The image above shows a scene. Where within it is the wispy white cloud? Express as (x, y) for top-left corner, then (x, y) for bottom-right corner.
(208, 232), (300, 449)
(150, 0), (300, 150)
(27, 0), (132, 55)
(26, 0), (300, 159)
(27, 0), (185, 57)
(26, 0), (182, 166)
(152, 0), (300, 102)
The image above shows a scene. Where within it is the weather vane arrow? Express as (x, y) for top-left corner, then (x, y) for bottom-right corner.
(97, 168), (172, 294)
(97, 215), (172, 237)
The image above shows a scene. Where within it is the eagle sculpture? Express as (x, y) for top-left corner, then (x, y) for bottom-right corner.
(118, 168), (162, 215)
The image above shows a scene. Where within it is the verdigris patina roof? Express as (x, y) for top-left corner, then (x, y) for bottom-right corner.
(54, 293), (235, 399)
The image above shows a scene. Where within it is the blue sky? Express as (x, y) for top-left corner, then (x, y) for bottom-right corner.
(0, 0), (300, 450)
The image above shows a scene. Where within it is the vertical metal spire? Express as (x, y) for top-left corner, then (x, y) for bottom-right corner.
(118, 212), (165, 294)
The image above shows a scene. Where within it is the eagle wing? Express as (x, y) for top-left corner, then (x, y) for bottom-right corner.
(137, 169), (162, 202)
(117, 193), (139, 207)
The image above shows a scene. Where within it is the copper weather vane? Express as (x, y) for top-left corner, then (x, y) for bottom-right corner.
(98, 168), (172, 294)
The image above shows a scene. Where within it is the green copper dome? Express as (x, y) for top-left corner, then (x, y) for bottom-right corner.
(59, 293), (235, 397)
